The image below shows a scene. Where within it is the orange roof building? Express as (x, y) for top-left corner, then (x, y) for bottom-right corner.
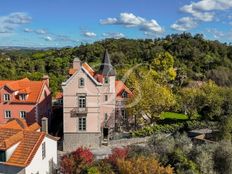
(63, 50), (133, 151)
(0, 119), (58, 174)
(0, 77), (52, 127)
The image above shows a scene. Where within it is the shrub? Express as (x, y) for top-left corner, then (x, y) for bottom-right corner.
(132, 121), (218, 137)
(72, 147), (94, 164)
(116, 156), (174, 174)
(60, 147), (94, 173)
(92, 160), (115, 174)
(86, 166), (100, 174)
(107, 147), (129, 166)
(127, 145), (152, 158)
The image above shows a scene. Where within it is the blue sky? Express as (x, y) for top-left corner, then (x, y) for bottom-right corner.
(0, 0), (232, 47)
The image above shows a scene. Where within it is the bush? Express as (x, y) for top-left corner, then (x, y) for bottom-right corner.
(116, 156), (174, 174)
(86, 166), (100, 174)
(107, 147), (129, 166)
(91, 160), (115, 174)
(60, 147), (94, 173)
(132, 121), (218, 137)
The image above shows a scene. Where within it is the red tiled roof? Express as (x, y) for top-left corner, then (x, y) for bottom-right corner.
(69, 63), (95, 77)
(69, 68), (77, 75)
(0, 128), (22, 150)
(115, 80), (133, 98)
(94, 74), (104, 83)
(68, 62), (133, 97)
(55, 91), (63, 100)
(82, 63), (95, 76)
(0, 78), (47, 104)
(0, 119), (55, 167)
(5, 131), (45, 167)
(0, 119), (41, 150)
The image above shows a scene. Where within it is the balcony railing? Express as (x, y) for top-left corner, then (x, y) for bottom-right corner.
(70, 107), (88, 117)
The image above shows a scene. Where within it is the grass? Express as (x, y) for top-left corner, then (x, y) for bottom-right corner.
(160, 112), (188, 120)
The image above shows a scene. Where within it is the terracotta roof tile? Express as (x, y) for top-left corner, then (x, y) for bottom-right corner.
(0, 78), (46, 104)
(115, 80), (133, 98)
(82, 63), (95, 76)
(26, 123), (40, 131)
(0, 128), (21, 150)
(68, 62), (133, 98)
(0, 119), (53, 167)
(6, 131), (45, 167)
(55, 91), (63, 100)
(69, 68), (77, 75)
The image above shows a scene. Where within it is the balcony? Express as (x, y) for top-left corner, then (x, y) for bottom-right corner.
(70, 107), (88, 117)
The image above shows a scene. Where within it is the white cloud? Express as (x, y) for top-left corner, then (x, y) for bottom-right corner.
(182, 0), (232, 12)
(171, 17), (198, 31)
(207, 28), (232, 41)
(100, 12), (164, 34)
(100, 18), (117, 25)
(44, 36), (52, 41)
(181, 4), (214, 22)
(0, 12), (31, 33)
(171, 0), (232, 31)
(35, 29), (47, 35)
(83, 32), (97, 37)
(102, 32), (125, 39)
(24, 28), (33, 32)
(23, 27), (78, 43)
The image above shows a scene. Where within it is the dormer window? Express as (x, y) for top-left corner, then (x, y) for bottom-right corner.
(104, 77), (109, 84)
(4, 94), (10, 101)
(79, 78), (85, 87)
(0, 151), (6, 162)
(19, 94), (27, 100)
(121, 91), (128, 98)
(5, 110), (11, 118)
(20, 111), (26, 119)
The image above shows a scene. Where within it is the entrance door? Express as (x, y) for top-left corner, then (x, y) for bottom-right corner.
(103, 127), (109, 140)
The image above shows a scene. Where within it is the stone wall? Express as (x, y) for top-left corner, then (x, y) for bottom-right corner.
(109, 136), (150, 147)
(63, 132), (101, 152)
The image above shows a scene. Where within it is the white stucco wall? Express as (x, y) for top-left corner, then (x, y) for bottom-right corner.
(6, 142), (20, 161)
(25, 136), (57, 174)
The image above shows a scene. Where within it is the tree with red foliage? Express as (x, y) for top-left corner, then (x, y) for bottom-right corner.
(60, 147), (94, 174)
(107, 147), (129, 166)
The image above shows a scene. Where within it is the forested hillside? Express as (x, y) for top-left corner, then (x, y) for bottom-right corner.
(1, 33), (232, 93)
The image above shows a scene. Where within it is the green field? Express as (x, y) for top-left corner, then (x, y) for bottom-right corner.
(160, 112), (188, 120)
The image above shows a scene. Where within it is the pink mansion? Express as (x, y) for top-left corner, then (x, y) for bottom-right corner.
(62, 50), (132, 151)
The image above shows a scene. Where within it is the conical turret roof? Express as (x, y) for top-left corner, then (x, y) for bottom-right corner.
(98, 49), (115, 76)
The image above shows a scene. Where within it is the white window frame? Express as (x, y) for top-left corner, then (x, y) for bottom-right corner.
(78, 117), (86, 131)
(19, 94), (27, 100)
(4, 110), (11, 118)
(42, 142), (46, 159)
(4, 94), (10, 101)
(78, 96), (86, 108)
(19, 111), (26, 119)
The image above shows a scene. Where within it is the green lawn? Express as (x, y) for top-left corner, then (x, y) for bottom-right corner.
(160, 112), (188, 120)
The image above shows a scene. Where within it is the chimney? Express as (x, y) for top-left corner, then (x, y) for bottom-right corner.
(42, 75), (50, 87)
(41, 117), (48, 133)
(73, 57), (81, 70)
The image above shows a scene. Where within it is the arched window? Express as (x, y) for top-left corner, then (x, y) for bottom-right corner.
(79, 78), (85, 87)
(104, 77), (109, 84)
(121, 91), (128, 98)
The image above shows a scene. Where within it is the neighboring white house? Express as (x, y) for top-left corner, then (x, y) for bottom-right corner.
(0, 118), (58, 174)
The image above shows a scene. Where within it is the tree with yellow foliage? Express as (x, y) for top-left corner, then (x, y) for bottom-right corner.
(117, 156), (173, 174)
